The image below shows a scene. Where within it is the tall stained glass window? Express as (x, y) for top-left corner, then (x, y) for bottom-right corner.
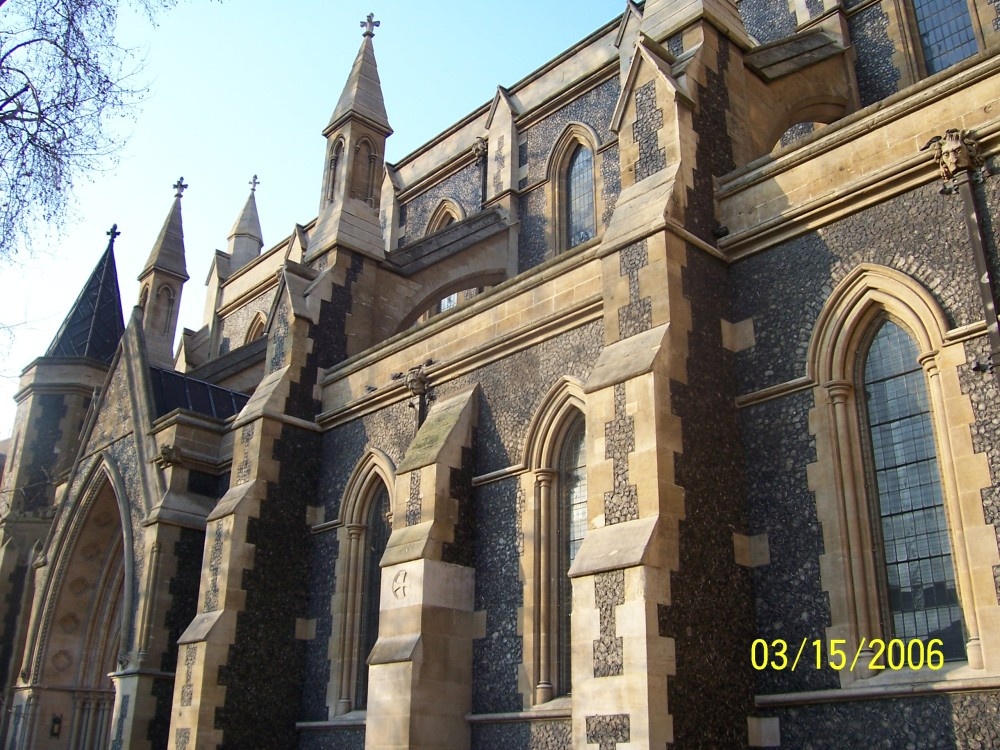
(556, 415), (587, 693)
(565, 145), (595, 249)
(862, 320), (964, 660)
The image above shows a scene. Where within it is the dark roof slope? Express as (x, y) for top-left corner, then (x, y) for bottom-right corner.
(46, 241), (126, 363)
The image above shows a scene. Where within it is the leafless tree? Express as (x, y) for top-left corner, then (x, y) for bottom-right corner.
(0, 0), (178, 258)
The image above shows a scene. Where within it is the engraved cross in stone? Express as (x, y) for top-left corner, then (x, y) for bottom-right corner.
(173, 177), (189, 198)
(360, 12), (379, 37)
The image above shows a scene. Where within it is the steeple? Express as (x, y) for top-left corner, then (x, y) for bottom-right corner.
(46, 225), (126, 363)
(138, 179), (190, 368)
(310, 14), (391, 261)
(228, 175), (264, 272)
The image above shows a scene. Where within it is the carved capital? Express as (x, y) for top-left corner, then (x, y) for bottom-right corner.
(917, 351), (940, 377)
(825, 379), (853, 404)
(535, 468), (557, 487)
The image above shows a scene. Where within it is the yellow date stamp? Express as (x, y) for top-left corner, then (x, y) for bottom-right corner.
(750, 637), (946, 671)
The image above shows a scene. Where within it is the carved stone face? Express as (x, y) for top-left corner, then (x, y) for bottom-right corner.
(940, 129), (970, 179)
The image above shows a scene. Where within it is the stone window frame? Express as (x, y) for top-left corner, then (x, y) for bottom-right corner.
(807, 264), (998, 685)
(326, 449), (396, 717)
(154, 284), (175, 334)
(519, 376), (588, 706)
(899, 0), (983, 77)
(545, 123), (605, 257)
(425, 198), (465, 236)
(243, 312), (266, 345)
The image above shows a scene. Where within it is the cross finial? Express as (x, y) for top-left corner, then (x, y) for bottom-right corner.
(173, 176), (188, 198)
(249, 174), (260, 192)
(361, 12), (379, 37)
(106, 223), (121, 248)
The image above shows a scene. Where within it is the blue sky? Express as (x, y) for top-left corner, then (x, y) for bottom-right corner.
(0, 1), (620, 436)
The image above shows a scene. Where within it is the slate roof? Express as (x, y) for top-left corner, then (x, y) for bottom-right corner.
(46, 240), (126, 363)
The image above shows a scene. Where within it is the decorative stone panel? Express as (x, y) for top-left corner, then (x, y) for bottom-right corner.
(603, 383), (638, 525)
(585, 713), (630, 750)
(593, 570), (625, 678)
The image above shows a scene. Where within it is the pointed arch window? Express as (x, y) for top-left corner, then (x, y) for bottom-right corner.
(860, 319), (964, 659)
(155, 285), (175, 334)
(555, 414), (587, 694)
(327, 140), (344, 203)
(565, 145), (595, 250)
(245, 314), (266, 345)
(355, 483), (391, 708)
(351, 140), (376, 205)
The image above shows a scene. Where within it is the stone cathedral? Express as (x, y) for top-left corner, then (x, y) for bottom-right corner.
(1, 0), (1000, 746)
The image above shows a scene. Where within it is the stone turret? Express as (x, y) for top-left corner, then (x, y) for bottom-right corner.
(308, 13), (392, 261)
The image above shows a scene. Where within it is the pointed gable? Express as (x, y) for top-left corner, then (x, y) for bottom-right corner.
(46, 233), (126, 363)
(326, 32), (392, 136)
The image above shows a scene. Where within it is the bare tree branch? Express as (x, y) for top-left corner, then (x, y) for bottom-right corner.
(0, 0), (188, 259)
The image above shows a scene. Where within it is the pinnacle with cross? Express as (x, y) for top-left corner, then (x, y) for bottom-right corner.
(361, 12), (379, 37)
(173, 177), (188, 198)
(106, 223), (121, 248)
(249, 174), (260, 193)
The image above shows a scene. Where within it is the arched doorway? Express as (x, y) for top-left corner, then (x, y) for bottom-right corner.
(6, 474), (127, 750)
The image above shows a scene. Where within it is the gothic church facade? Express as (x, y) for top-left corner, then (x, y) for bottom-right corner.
(2, 0), (1000, 747)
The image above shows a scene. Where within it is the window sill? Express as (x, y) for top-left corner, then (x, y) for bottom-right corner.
(755, 662), (1000, 707)
(467, 696), (572, 723)
(296, 711), (366, 729)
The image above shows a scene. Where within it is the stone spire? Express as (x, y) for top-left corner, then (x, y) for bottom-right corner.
(140, 177), (189, 282)
(228, 175), (264, 271)
(46, 225), (126, 363)
(138, 179), (190, 368)
(325, 13), (392, 138)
